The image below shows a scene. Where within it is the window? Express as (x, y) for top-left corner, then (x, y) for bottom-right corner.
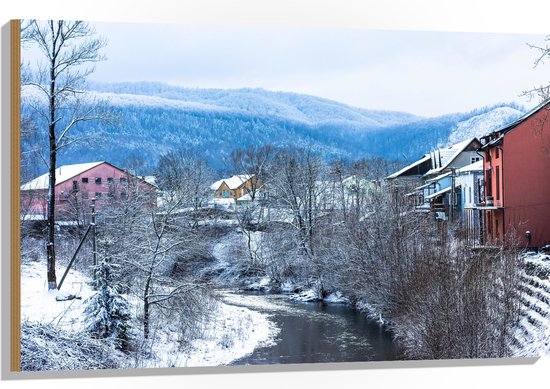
(107, 177), (114, 184)
(495, 166), (500, 201)
(82, 192), (89, 200)
(469, 187), (472, 204)
(120, 177), (127, 184)
(72, 180), (78, 191)
(496, 148), (500, 159)
(222, 189), (229, 197)
(120, 191), (128, 200)
(82, 177), (89, 184)
(95, 177), (102, 185)
(470, 156), (481, 164)
(95, 192), (102, 198)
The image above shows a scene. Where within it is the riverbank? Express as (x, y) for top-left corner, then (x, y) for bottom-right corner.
(20, 259), (279, 369)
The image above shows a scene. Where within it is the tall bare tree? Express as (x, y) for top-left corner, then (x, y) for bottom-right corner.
(522, 35), (550, 156)
(523, 35), (550, 101)
(24, 20), (109, 289)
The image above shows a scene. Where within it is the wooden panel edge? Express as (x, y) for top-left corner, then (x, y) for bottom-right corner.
(10, 18), (21, 373)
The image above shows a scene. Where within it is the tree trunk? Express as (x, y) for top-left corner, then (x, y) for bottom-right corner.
(143, 274), (151, 339)
(46, 53), (57, 290)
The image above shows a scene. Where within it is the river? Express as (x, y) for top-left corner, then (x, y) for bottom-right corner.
(222, 291), (400, 365)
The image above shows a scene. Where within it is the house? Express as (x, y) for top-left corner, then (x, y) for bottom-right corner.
(455, 161), (484, 244)
(21, 161), (157, 223)
(477, 100), (550, 247)
(386, 138), (483, 182)
(392, 138), (483, 218)
(210, 175), (262, 203)
(417, 171), (454, 216)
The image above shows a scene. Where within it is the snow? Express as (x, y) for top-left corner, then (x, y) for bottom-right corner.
(386, 154), (430, 179)
(425, 186), (452, 200)
(457, 160), (483, 173)
(241, 276), (272, 291)
(290, 289), (321, 302)
(20, 161), (103, 191)
(422, 138), (476, 177)
(21, 257), (279, 368)
(324, 292), (350, 304)
(21, 260), (94, 331)
(448, 107), (523, 145)
(86, 81), (421, 128)
(511, 251), (550, 357)
(211, 175), (252, 190)
(143, 298), (278, 368)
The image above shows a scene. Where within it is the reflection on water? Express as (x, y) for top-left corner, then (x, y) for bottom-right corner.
(226, 292), (399, 365)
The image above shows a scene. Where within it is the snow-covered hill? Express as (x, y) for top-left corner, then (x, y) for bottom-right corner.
(22, 81), (526, 173)
(89, 81), (421, 129)
(448, 106), (523, 145)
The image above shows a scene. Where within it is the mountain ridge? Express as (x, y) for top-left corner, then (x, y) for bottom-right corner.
(23, 81), (526, 174)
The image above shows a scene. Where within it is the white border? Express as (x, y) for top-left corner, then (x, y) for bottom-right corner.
(2, 1), (550, 388)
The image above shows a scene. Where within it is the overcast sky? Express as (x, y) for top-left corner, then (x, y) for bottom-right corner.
(42, 21), (550, 117)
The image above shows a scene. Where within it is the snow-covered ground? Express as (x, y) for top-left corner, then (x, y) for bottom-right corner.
(141, 298), (279, 368)
(21, 260), (94, 331)
(510, 251), (550, 357)
(20, 259), (279, 369)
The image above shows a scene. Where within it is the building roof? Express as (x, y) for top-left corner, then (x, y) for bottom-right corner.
(139, 175), (158, 188)
(211, 175), (253, 190)
(21, 162), (104, 191)
(481, 99), (550, 148)
(457, 160), (483, 174)
(422, 138), (479, 177)
(387, 138), (480, 180)
(426, 171), (452, 183)
(21, 161), (156, 191)
(386, 154), (430, 179)
(426, 186), (452, 200)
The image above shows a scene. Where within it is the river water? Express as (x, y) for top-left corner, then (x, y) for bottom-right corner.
(224, 292), (399, 365)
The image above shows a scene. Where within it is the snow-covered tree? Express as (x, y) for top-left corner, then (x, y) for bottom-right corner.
(84, 260), (131, 351)
(23, 20), (110, 289)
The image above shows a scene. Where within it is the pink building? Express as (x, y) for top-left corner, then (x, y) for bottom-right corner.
(21, 161), (156, 224)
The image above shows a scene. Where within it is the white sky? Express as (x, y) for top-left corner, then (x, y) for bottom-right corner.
(34, 21), (550, 117)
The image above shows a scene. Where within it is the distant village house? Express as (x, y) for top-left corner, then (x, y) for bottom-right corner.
(20, 161), (157, 224)
(210, 175), (262, 203)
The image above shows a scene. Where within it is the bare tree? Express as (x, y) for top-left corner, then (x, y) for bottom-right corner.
(523, 35), (550, 101)
(24, 20), (109, 289)
(156, 149), (214, 228)
(229, 144), (275, 201)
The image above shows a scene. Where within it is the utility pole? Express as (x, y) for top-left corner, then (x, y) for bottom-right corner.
(450, 168), (456, 223)
(91, 197), (97, 267)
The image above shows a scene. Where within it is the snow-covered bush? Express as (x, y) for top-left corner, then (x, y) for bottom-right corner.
(21, 321), (124, 370)
(83, 260), (132, 351)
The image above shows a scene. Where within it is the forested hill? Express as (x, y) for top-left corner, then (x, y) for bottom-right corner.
(33, 81), (524, 173)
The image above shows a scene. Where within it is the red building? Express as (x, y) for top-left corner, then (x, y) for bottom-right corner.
(21, 161), (157, 224)
(479, 101), (550, 247)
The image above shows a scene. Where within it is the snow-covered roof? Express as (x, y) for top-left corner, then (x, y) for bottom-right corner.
(387, 138), (481, 180)
(426, 171), (452, 183)
(457, 160), (483, 174)
(140, 175), (157, 187)
(236, 192), (253, 201)
(386, 154), (430, 179)
(21, 162), (104, 191)
(425, 186), (452, 200)
(423, 138), (477, 177)
(211, 175), (253, 190)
